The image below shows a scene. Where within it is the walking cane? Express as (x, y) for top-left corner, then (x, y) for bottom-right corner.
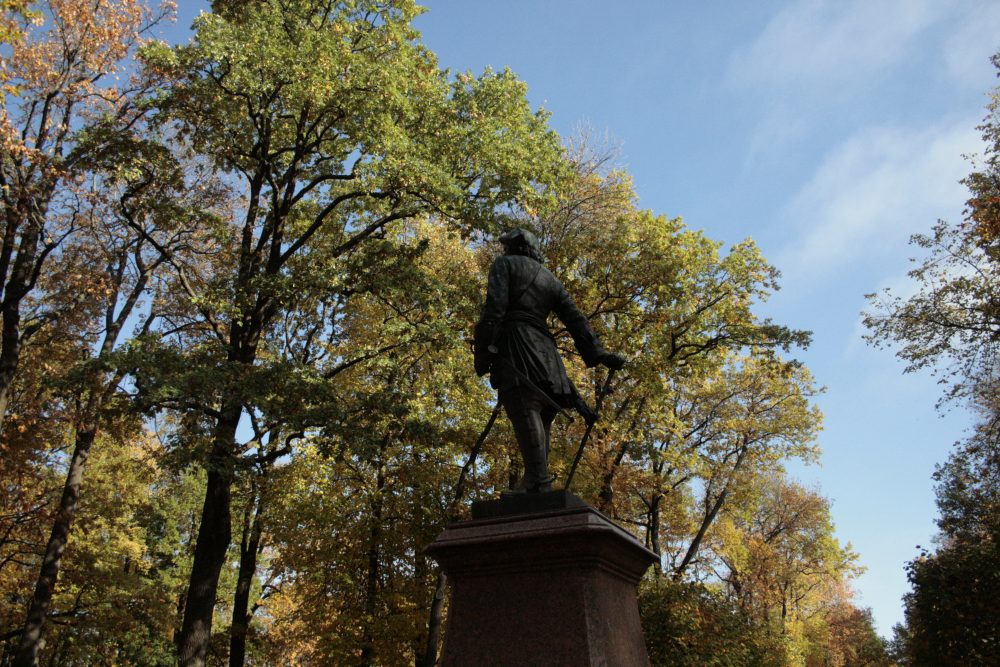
(564, 366), (618, 491)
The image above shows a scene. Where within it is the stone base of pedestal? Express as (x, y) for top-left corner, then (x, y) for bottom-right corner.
(426, 492), (657, 667)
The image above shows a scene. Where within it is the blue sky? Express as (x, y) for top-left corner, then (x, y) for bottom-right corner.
(165, 0), (1000, 636)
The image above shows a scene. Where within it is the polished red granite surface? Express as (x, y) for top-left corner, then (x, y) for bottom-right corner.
(427, 499), (657, 666)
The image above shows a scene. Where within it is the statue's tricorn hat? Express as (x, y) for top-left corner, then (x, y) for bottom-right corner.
(499, 228), (541, 257)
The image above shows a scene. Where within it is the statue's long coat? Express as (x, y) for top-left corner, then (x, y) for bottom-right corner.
(475, 254), (606, 405)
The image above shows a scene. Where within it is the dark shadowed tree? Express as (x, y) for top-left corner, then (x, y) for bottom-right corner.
(864, 51), (1000, 666)
(135, 1), (563, 663)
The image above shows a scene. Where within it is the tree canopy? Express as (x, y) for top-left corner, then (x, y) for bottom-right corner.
(865, 52), (1000, 667)
(0, 2), (889, 666)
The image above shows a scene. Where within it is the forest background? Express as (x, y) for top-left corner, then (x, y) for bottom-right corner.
(0, 1), (997, 666)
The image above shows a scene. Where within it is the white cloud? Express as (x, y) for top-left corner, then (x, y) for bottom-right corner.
(727, 0), (944, 91)
(776, 117), (979, 282)
(724, 0), (965, 163)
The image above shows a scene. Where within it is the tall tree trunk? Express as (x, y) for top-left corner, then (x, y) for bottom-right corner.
(648, 493), (662, 575)
(673, 444), (749, 580)
(172, 508), (199, 645)
(596, 406), (643, 514)
(597, 440), (630, 513)
(177, 192), (267, 664)
(13, 426), (96, 667)
(359, 444), (387, 666)
(418, 572), (447, 667)
(0, 203), (46, 434)
(419, 404), (500, 667)
(10, 241), (149, 665)
(228, 483), (264, 667)
(0, 301), (23, 427)
(177, 404), (241, 667)
(780, 591), (788, 633)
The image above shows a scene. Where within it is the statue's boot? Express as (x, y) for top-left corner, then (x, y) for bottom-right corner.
(516, 435), (555, 492)
(505, 473), (555, 494)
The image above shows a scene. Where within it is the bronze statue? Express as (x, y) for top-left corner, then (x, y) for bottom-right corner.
(474, 229), (624, 493)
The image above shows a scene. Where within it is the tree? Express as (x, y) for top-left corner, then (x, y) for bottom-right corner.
(863, 218), (1000, 410)
(665, 357), (821, 580)
(0, 0), (174, 433)
(229, 223), (494, 665)
(15, 432), (199, 666)
(708, 474), (873, 666)
(715, 475), (860, 631)
(863, 54), (1000, 413)
(135, 2), (563, 662)
(901, 536), (1000, 665)
(963, 54), (1000, 249)
(639, 578), (785, 667)
(511, 148), (820, 580)
(803, 605), (891, 667)
(864, 52), (1000, 665)
(0, 5), (884, 659)
(0, 1), (184, 661)
(895, 422), (1000, 666)
(13, 128), (217, 664)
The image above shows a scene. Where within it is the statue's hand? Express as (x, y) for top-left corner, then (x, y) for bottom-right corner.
(598, 352), (626, 370)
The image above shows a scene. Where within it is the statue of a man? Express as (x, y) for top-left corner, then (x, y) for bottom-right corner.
(474, 229), (625, 493)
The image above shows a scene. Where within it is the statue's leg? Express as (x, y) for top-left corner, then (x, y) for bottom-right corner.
(500, 389), (554, 492)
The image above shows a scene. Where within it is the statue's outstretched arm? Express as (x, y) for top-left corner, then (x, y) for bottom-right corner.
(552, 284), (625, 370)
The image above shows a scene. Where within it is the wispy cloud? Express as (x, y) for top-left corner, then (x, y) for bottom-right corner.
(777, 117), (979, 282)
(721, 0), (992, 164)
(727, 0), (943, 92)
(941, 2), (1000, 89)
(729, 0), (1000, 292)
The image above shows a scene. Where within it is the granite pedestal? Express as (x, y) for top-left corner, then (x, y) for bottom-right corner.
(426, 491), (658, 666)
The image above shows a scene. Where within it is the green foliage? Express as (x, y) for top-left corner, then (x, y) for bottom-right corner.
(864, 55), (1000, 412)
(4, 433), (201, 666)
(640, 579), (787, 667)
(127, 0), (566, 474)
(894, 425), (1000, 666)
(0, 3), (886, 665)
(864, 219), (1000, 408)
(865, 52), (1000, 667)
(902, 540), (1000, 666)
(131, 5), (566, 655)
(140, 0), (561, 233)
(963, 53), (1000, 249)
(252, 226), (497, 664)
